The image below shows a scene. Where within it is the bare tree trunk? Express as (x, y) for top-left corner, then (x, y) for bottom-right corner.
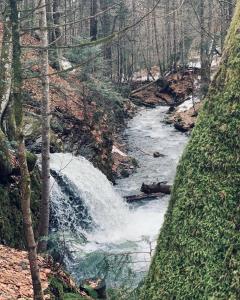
(153, 0), (163, 77)
(9, 0), (44, 298)
(100, 0), (112, 77)
(37, 0), (51, 254)
(0, 5), (13, 124)
(52, 0), (63, 69)
(90, 0), (98, 41)
(165, 0), (171, 70)
(199, 0), (210, 93)
(172, 3), (177, 71)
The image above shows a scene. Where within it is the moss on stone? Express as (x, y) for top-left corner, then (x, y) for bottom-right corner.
(49, 277), (65, 300)
(0, 170), (41, 248)
(48, 276), (89, 300)
(140, 3), (240, 299)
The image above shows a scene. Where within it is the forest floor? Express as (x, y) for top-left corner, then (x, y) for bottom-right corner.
(0, 245), (89, 299)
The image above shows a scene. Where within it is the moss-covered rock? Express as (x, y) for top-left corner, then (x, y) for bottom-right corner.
(48, 276), (89, 300)
(0, 170), (41, 248)
(140, 3), (240, 299)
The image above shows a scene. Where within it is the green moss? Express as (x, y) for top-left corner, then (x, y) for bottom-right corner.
(140, 3), (240, 300)
(26, 151), (37, 172)
(0, 129), (12, 178)
(82, 285), (98, 299)
(63, 293), (87, 300)
(48, 276), (89, 300)
(49, 277), (65, 300)
(0, 170), (40, 248)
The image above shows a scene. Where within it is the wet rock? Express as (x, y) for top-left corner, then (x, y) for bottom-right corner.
(120, 169), (130, 178)
(153, 152), (165, 158)
(167, 106), (175, 114)
(174, 122), (189, 133)
(191, 111), (198, 117)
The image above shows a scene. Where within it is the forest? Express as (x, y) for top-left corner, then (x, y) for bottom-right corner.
(0, 0), (239, 299)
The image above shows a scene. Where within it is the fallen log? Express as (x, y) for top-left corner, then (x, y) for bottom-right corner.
(129, 97), (156, 108)
(130, 79), (158, 96)
(130, 78), (170, 96)
(141, 182), (171, 195)
(125, 192), (163, 203)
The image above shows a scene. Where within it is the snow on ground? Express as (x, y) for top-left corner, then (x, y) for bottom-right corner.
(112, 145), (128, 157)
(132, 66), (160, 82)
(60, 56), (74, 72)
(177, 96), (200, 112)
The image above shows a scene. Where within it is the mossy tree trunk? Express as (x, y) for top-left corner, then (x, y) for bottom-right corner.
(0, 128), (12, 179)
(140, 2), (240, 299)
(9, 0), (44, 299)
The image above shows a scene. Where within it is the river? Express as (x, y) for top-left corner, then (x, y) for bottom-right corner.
(49, 106), (188, 287)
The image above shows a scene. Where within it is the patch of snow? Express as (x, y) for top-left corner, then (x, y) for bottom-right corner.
(177, 97), (200, 112)
(112, 145), (127, 157)
(132, 66), (160, 82)
(188, 61), (201, 69)
(60, 57), (73, 71)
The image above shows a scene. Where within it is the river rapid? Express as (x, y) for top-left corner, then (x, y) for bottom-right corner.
(49, 106), (188, 287)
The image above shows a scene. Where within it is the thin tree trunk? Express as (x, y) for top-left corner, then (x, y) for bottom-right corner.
(0, 6), (13, 124)
(153, 0), (163, 77)
(52, 0), (62, 69)
(199, 0), (210, 92)
(90, 0), (98, 41)
(37, 0), (51, 254)
(100, 0), (112, 77)
(9, 0), (44, 298)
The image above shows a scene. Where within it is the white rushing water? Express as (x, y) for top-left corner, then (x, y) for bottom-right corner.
(50, 153), (166, 246)
(50, 153), (128, 239)
(50, 107), (188, 285)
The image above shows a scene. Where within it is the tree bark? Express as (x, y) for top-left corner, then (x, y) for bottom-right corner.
(37, 0), (51, 253)
(90, 0), (98, 41)
(100, 0), (112, 77)
(199, 0), (211, 93)
(9, 0), (44, 298)
(0, 6), (13, 125)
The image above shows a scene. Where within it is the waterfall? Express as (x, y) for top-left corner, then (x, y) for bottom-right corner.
(50, 152), (168, 284)
(50, 153), (130, 243)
